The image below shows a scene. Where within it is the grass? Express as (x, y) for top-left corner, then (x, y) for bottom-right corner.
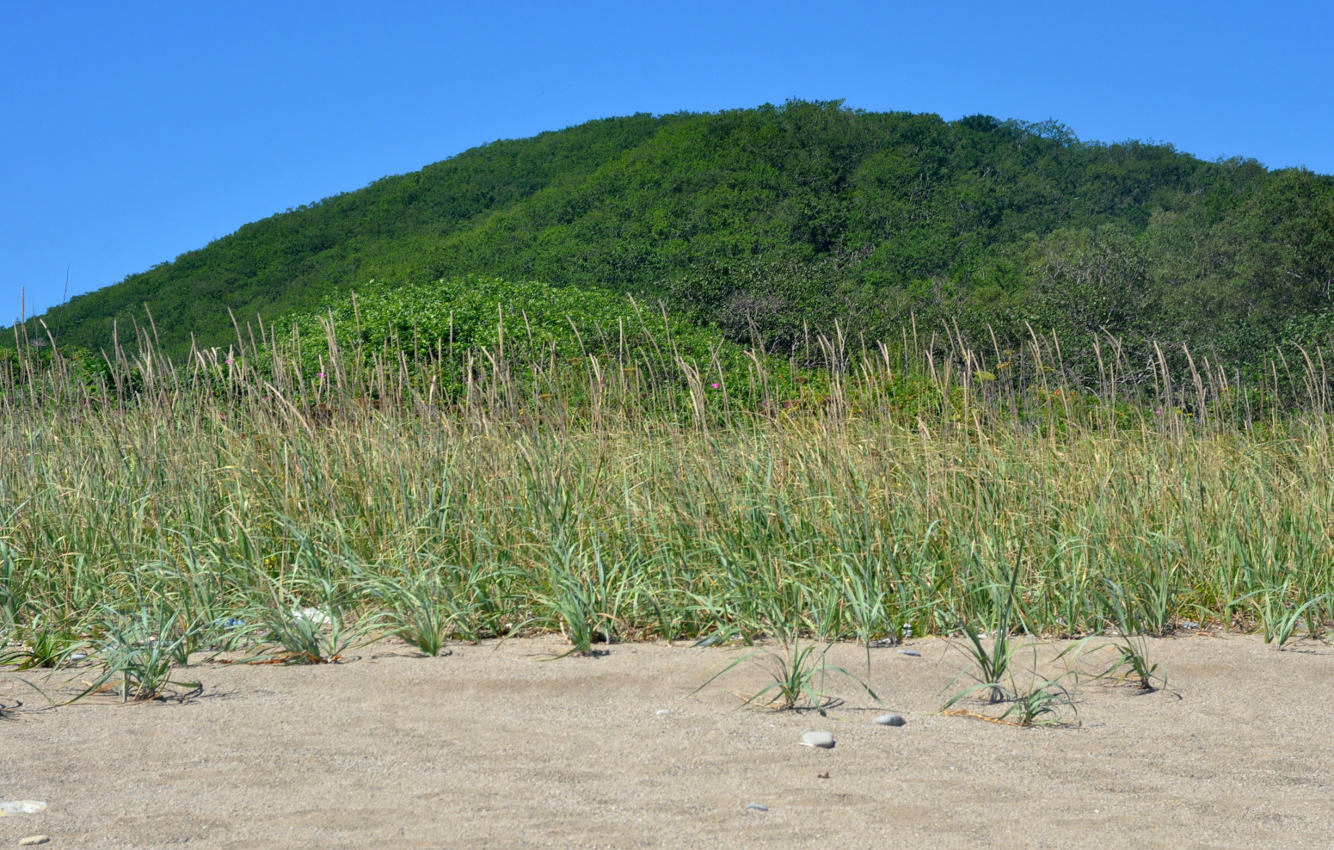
(1240, 583), (1329, 650)
(1099, 636), (1166, 692)
(941, 554), (1080, 727)
(949, 555), (1026, 705)
(1001, 672), (1078, 727)
(257, 578), (369, 664)
(11, 616), (89, 671)
(691, 635), (882, 715)
(364, 564), (467, 656)
(1096, 581), (1168, 691)
(942, 666), (1080, 727)
(1, 308), (1333, 699)
(87, 604), (202, 702)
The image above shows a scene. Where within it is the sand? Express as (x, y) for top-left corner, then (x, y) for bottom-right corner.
(2, 633), (1332, 848)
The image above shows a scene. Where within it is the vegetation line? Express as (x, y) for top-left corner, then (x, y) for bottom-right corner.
(2, 302), (1331, 690)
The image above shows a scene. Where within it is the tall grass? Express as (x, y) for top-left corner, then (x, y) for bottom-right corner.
(2, 310), (1332, 667)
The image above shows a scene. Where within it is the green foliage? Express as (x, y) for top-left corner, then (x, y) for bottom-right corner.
(1075, 581), (1168, 692)
(949, 557), (1025, 705)
(11, 616), (88, 671)
(363, 564), (474, 656)
(1236, 583), (1329, 650)
(692, 637), (882, 715)
(303, 275), (731, 366)
(2, 319), (1334, 681)
(89, 603), (202, 702)
(274, 274), (753, 414)
(12, 100), (1333, 382)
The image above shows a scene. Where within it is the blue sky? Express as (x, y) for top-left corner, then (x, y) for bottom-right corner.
(4, 0), (1332, 321)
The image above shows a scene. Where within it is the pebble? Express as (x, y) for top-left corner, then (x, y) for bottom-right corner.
(745, 803), (769, 812)
(874, 713), (907, 727)
(19, 837), (50, 847)
(800, 730), (836, 749)
(0, 801), (46, 815)
(655, 709), (671, 716)
(898, 649), (922, 657)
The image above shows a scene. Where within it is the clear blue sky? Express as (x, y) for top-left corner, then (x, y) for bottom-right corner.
(4, 0), (1332, 321)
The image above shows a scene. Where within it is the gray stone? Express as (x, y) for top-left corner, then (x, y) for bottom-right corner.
(800, 730), (836, 748)
(745, 803), (769, 812)
(874, 713), (907, 727)
(898, 649), (922, 657)
(19, 837), (51, 847)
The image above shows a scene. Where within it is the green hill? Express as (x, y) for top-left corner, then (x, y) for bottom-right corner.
(18, 100), (1334, 369)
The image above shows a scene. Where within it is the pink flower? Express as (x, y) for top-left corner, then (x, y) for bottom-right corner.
(710, 382), (720, 389)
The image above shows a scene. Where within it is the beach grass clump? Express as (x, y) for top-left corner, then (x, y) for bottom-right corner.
(362, 562), (478, 656)
(8, 613), (89, 671)
(940, 553), (1078, 726)
(1239, 582), (1329, 651)
(1000, 671), (1079, 727)
(88, 603), (202, 702)
(947, 558), (1026, 705)
(255, 571), (373, 664)
(1097, 580), (1168, 691)
(692, 635), (882, 715)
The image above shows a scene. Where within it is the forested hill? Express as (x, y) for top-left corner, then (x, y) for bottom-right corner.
(19, 100), (1334, 365)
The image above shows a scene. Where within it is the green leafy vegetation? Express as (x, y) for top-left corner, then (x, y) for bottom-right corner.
(5, 96), (1334, 712)
(281, 274), (748, 387)
(692, 637), (882, 715)
(2, 314), (1332, 697)
(89, 603), (202, 702)
(949, 557), (1026, 705)
(12, 101), (1333, 383)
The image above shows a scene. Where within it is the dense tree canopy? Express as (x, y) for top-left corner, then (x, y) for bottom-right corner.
(16, 101), (1334, 374)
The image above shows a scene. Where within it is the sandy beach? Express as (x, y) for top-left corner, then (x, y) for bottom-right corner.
(2, 632), (1331, 848)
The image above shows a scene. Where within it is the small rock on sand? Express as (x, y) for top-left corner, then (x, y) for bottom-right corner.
(745, 803), (769, 812)
(801, 730), (836, 748)
(898, 649), (922, 657)
(874, 713), (907, 726)
(19, 836), (51, 847)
